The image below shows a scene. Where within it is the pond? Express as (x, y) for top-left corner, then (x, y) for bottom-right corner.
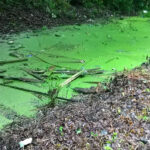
(0, 17), (150, 128)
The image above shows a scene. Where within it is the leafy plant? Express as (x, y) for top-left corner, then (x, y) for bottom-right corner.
(91, 131), (98, 137)
(82, 0), (103, 8)
(104, 145), (113, 150)
(76, 128), (82, 134)
(103, 0), (133, 14)
(1, 0), (150, 16)
(59, 126), (64, 136)
(112, 132), (117, 142)
(44, 69), (61, 107)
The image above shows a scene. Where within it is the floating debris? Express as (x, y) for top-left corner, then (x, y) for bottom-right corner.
(19, 138), (32, 148)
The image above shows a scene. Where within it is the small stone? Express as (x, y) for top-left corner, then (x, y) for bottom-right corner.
(101, 130), (108, 136)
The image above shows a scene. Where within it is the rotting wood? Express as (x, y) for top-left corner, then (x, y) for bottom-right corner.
(0, 58), (28, 65)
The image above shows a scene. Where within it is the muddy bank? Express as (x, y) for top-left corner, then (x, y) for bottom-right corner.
(0, 63), (150, 150)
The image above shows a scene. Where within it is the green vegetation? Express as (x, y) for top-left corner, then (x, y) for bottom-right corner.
(0, 0), (150, 16)
(59, 126), (64, 136)
(103, 0), (150, 15)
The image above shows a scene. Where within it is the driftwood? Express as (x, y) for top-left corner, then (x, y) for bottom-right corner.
(0, 75), (41, 83)
(0, 58), (28, 65)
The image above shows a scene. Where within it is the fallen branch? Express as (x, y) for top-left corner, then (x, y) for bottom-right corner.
(22, 68), (43, 81)
(53, 68), (102, 75)
(0, 58), (28, 65)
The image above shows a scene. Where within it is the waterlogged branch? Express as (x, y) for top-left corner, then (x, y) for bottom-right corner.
(0, 58), (28, 65)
